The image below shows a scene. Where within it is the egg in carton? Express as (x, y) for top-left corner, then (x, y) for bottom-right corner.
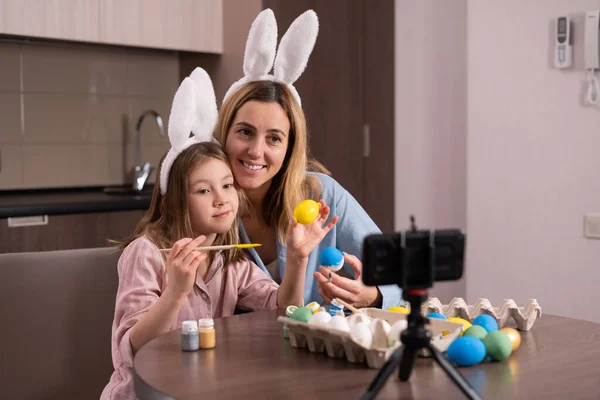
(277, 308), (464, 369)
(420, 297), (542, 331)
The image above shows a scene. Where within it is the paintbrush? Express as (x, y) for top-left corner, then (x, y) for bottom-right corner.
(159, 243), (261, 253)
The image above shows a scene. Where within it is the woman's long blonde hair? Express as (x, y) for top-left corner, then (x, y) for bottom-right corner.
(118, 142), (246, 267)
(214, 80), (330, 242)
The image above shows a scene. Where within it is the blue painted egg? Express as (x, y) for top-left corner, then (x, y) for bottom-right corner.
(472, 314), (499, 333)
(427, 312), (447, 320)
(319, 247), (344, 271)
(446, 336), (486, 367)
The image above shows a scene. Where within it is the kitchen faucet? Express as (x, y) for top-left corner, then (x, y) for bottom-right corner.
(133, 109), (165, 191)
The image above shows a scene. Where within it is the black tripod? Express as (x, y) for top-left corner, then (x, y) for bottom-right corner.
(361, 289), (482, 400)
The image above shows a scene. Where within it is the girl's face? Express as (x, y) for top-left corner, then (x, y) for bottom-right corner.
(187, 158), (239, 236)
(224, 100), (290, 194)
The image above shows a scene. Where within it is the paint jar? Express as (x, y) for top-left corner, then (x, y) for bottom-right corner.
(198, 318), (216, 349)
(328, 298), (344, 316)
(181, 320), (199, 351)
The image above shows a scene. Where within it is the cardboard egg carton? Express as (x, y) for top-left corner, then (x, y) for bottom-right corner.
(277, 308), (463, 369)
(421, 297), (542, 331)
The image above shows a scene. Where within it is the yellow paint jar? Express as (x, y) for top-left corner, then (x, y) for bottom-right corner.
(198, 318), (216, 349)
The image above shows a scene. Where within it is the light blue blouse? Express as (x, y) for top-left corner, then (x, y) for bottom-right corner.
(239, 172), (403, 309)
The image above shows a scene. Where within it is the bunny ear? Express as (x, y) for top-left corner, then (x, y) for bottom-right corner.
(243, 8), (278, 79)
(167, 77), (196, 151)
(189, 67), (218, 142)
(273, 10), (318, 85)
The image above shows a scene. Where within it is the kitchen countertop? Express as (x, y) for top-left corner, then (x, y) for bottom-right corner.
(0, 185), (154, 218)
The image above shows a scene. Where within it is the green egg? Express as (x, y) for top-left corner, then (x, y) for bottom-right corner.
(464, 325), (488, 340)
(291, 307), (313, 323)
(483, 330), (512, 361)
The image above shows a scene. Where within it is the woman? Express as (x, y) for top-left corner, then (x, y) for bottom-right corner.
(213, 8), (402, 309)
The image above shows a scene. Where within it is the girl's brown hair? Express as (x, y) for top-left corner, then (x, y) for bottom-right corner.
(119, 142), (246, 267)
(214, 80), (330, 242)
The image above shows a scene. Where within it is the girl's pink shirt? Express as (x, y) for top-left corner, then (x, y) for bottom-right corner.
(100, 236), (279, 400)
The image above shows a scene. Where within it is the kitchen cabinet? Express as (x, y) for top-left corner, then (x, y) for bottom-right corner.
(0, 0), (99, 43)
(99, 0), (223, 53)
(0, 210), (144, 253)
(0, 0), (223, 53)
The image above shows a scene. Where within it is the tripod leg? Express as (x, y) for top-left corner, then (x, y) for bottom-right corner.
(398, 345), (418, 381)
(428, 344), (483, 400)
(361, 346), (404, 400)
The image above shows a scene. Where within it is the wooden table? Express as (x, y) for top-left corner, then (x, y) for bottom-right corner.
(134, 309), (600, 399)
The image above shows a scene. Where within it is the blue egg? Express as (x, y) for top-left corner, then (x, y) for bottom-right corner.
(427, 312), (447, 320)
(319, 247), (344, 268)
(446, 336), (486, 367)
(472, 314), (499, 333)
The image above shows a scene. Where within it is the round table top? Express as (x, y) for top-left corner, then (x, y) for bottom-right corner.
(134, 309), (600, 399)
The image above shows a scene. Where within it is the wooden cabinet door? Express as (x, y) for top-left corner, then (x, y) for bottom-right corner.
(0, 0), (99, 42)
(263, 0), (394, 232)
(99, 0), (223, 52)
(0, 210), (144, 253)
(263, 0), (365, 202)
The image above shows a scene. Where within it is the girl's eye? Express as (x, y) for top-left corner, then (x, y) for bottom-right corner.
(223, 183), (234, 189)
(237, 129), (251, 136)
(197, 189), (209, 194)
(269, 135), (282, 143)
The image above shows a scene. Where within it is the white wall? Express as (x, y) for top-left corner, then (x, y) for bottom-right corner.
(467, 0), (600, 323)
(394, 0), (467, 302)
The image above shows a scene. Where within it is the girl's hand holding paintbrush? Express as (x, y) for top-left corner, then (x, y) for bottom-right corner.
(163, 236), (209, 301)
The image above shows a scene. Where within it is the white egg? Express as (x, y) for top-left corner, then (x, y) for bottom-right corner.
(350, 322), (373, 349)
(369, 318), (391, 336)
(347, 313), (372, 327)
(388, 319), (408, 347)
(328, 315), (350, 332)
(308, 311), (332, 326)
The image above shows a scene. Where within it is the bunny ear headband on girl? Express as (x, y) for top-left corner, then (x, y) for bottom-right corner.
(159, 67), (218, 195)
(222, 8), (319, 107)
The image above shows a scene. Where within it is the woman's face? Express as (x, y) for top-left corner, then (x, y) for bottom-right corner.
(224, 100), (290, 195)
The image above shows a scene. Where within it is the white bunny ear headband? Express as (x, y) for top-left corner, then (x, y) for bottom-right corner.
(222, 8), (319, 107)
(159, 67), (218, 195)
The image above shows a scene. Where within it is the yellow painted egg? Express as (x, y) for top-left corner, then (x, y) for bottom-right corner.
(500, 327), (522, 351)
(447, 317), (473, 335)
(387, 306), (410, 314)
(294, 200), (320, 224)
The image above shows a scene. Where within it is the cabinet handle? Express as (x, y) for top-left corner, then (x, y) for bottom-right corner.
(8, 215), (49, 227)
(363, 124), (370, 158)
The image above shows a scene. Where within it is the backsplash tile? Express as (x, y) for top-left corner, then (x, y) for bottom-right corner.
(23, 44), (89, 94)
(0, 145), (24, 189)
(23, 93), (89, 143)
(0, 41), (179, 189)
(87, 49), (130, 96)
(0, 92), (22, 144)
(126, 50), (179, 97)
(84, 96), (129, 143)
(0, 43), (21, 91)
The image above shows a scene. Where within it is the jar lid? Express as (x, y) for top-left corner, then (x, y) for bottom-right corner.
(198, 318), (214, 328)
(182, 320), (198, 333)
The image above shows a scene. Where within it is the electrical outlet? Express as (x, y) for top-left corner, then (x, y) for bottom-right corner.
(584, 214), (600, 239)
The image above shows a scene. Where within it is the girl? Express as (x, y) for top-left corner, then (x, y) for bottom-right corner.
(215, 9), (403, 310)
(101, 70), (337, 400)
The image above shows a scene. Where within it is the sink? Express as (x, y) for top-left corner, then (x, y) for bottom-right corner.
(102, 185), (155, 196)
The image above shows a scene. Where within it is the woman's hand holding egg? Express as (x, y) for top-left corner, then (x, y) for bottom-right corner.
(313, 252), (382, 308)
(287, 199), (339, 259)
